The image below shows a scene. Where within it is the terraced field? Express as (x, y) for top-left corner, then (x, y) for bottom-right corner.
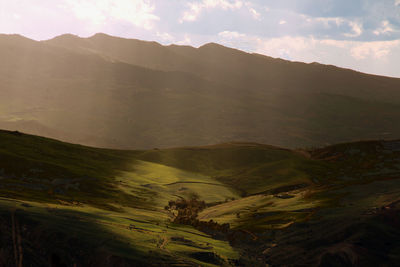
(0, 130), (399, 266)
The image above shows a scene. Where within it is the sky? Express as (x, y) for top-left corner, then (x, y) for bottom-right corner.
(1, 0), (400, 77)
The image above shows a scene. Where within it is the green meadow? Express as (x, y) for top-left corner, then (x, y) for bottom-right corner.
(0, 130), (399, 266)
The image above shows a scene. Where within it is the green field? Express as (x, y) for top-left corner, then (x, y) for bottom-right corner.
(0, 130), (399, 266)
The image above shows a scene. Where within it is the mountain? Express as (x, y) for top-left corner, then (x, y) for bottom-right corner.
(0, 130), (399, 266)
(1, 33), (400, 149)
(46, 33), (400, 103)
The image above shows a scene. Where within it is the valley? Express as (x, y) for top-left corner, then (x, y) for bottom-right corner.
(0, 130), (399, 266)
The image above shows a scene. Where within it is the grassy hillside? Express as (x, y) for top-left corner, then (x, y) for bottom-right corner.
(1, 33), (400, 150)
(0, 130), (399, 266)
(0, 130), (240, 266)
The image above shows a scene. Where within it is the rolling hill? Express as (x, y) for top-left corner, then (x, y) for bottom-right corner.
(1, 33), (400, 149)
(0, 130), (399, 266)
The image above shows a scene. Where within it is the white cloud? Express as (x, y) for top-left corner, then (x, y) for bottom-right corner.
(249, 7), (261, 20)
(254, 36), (317, 59)
(313, 17), (345, 27)
(344, 21), (363, 37)
(63, 0), (159, 30)
(319, 39), (347, 48)
(350, 40), (400, 59)
(255, 36), (398, 61)
(218, 30), (245, 39)
(179, 0), (262, 22)
(156, 32), (175, 43)
(218, 31), (317, 59)
(373, 20), (396, 35)
(279, 20), (287, 25)
(180, 0), (243, 22)
(176, 35), (192, 45)
(217, 31), (399, 63)
(302, 15), (363, 38)
(395, 0), (400, 6)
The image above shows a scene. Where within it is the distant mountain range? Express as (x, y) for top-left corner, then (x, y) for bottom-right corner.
(1, 33), (400, 149)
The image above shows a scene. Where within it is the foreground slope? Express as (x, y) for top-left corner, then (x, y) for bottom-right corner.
(0, 130), (399, 266)
(2, 33), (400, 149)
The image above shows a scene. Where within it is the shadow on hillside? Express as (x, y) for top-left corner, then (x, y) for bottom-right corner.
(0, 130), (160, 210)
(0, 206), (173, 267)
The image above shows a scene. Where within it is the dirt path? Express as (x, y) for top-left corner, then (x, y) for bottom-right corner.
(165, 181), (225, 186)
(158, 236), (169, 250)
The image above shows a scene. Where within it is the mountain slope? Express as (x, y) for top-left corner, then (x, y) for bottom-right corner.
(1, 33), (400, 149)
(0, 130), (399, 266)
(47, 33), (400, 104)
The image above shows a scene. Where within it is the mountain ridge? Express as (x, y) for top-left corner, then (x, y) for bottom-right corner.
(47, 32), (400, 80)
(2, 33), (400, 150)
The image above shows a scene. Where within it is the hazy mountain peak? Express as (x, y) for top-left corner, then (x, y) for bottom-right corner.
(200, 42), (223, 47)
(91, 32), (110, 37)
(198, 42), (250, 59)
(199, 42), (229, 50)
(46, 33), (85, 45)
(89, 32), (117, 40)
(87, 32), (163, 47)
(52, 33), (81, 39)
(0, 33), (35, 43)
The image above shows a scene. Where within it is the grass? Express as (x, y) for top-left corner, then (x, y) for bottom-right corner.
(0, 195), (238, 266)
(0, 130), (400, 265)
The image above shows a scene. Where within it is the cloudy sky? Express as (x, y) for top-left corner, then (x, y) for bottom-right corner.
(1, 0), (400, 77)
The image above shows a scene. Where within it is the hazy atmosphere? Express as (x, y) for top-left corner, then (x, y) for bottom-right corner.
(2, 0), (400, 77)
(1, 1), (400, 266)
